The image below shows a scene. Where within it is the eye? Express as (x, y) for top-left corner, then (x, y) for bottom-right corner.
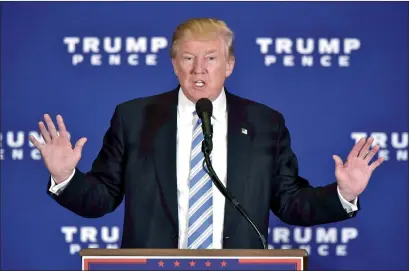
(207, 56), (216, 61)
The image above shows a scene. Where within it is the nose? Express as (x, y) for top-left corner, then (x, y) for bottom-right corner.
(192, 58), (206, 74)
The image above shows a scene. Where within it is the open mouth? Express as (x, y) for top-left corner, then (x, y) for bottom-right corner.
(194, 80), (205, 88)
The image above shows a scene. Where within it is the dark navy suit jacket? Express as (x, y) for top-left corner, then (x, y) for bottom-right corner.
(48, 86), (356, 249)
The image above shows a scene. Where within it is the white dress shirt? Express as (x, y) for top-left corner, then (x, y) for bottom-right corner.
(176, 87), (228, 249)
(49, 87), (358, 249)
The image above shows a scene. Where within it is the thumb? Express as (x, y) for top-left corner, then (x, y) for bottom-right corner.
(333, 155), (344, 169)
(74, 137), (87, 155)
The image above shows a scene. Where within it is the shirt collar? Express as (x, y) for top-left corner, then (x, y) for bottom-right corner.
(177, 87), (227, 124)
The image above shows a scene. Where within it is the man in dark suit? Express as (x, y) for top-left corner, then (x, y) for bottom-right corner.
(30, 18), (384, 249)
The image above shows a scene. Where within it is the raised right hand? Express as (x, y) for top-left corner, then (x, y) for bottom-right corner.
(29, 114), (87, 184)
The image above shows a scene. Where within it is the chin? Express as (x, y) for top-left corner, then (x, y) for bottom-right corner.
(195, 92), (214, 101)
(183, 86), (219, 102)
(187, 89), (207, 99)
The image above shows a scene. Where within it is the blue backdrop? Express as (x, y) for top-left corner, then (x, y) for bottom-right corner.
(1, 2), (408, 270)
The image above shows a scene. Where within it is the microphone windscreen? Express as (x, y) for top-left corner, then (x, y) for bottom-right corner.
(196, 98), (213, 117)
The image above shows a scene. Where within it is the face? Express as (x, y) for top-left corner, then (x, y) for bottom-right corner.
(171, 37), (235, 102)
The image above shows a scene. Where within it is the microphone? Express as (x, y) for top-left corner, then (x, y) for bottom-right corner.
(195, 98), (268, 250)
(195, 98), (213, 154)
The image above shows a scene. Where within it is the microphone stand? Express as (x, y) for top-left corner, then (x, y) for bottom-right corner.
(201, 136), (268, 250)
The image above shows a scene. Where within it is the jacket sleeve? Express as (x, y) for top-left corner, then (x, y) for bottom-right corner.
(270, 113), (358, 226)
(47, 105), (125, 218)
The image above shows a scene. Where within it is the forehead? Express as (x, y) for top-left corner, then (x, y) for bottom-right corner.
(178, 38), (225, 54)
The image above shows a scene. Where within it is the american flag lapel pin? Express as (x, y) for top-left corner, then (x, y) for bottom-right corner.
(241, 128), (248, 135)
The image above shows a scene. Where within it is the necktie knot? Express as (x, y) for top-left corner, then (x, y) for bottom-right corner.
(193, 111), (202, 127)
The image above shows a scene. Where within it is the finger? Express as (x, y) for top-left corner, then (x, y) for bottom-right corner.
(348, 137), (366, 160)
(364, 144), (380, 162)
(74, 137), (87, 155)
(44, 114), (58, 139)
(358, 137), (374, 159)
(29, 135), (43, 150)
(369, 157), (384, 172)
(333, 155), (344, 169)
(38, 121), (51, 143)
(56, 115), (69, 139)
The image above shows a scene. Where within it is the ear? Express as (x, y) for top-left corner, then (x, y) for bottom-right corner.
(171, 58), (179, 76)
(225, 56), (235, 77)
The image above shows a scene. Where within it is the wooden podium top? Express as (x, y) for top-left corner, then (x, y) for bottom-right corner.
(80, 249), (308, 270)
(80, 248), (308, 257)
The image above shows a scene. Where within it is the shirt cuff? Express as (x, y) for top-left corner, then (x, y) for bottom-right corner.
(49, 169), (76, 195)
(337, 186), (358, 213)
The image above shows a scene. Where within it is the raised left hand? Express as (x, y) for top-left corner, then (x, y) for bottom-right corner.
(333, 137), (384, 202)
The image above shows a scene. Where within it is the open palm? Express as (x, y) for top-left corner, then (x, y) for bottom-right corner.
(333, 137), (384, 202)
(29, 114), (87, 183)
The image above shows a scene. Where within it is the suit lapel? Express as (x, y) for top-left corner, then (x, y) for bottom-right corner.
(223, 91), (255, 241)
(149, 88), (179, 234)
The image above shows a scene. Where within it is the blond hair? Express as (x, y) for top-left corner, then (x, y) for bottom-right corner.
(170, 18), (234, 59)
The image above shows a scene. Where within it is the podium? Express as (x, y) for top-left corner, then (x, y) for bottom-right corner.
(80, 248), (308, 270)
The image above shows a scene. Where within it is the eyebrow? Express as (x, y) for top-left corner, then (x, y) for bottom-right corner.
(205, 49), (217, 54)
(182, 49), (219, 55)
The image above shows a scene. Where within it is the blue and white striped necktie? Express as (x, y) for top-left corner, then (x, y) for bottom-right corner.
(187, 112), (213, 249)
